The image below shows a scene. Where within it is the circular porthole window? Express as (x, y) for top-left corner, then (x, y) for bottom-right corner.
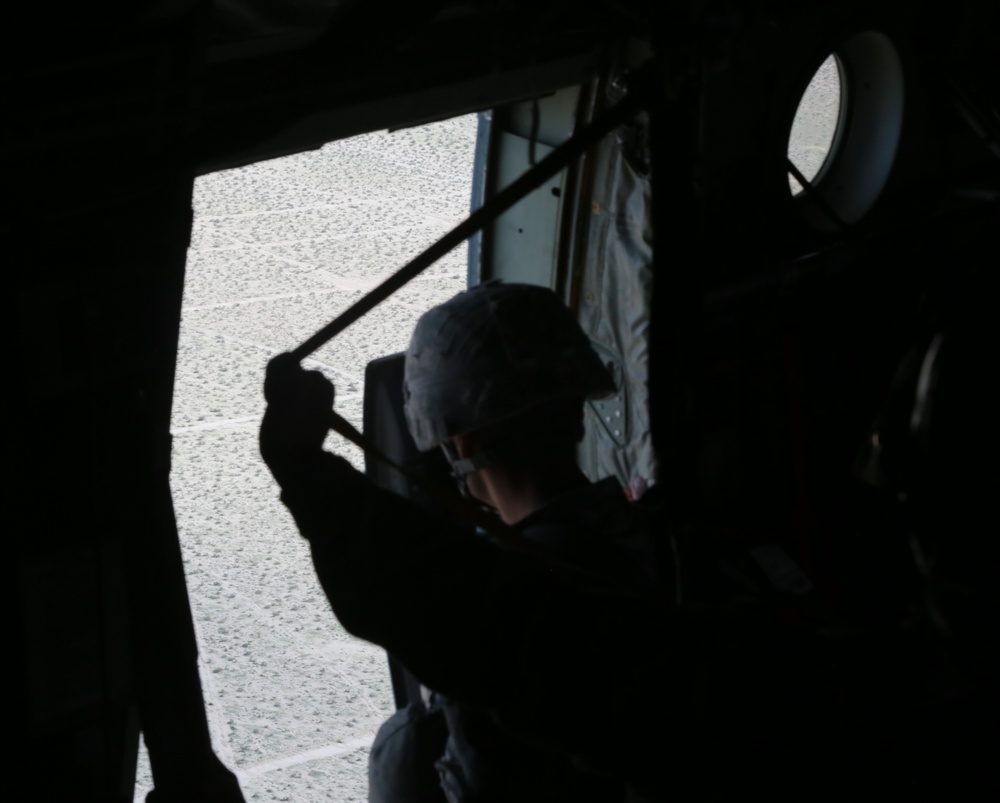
(788, 32), (905, 231)
(788, 55), (843, 195)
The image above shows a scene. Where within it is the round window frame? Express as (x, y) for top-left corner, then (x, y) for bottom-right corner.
(792, 31), (905, 231)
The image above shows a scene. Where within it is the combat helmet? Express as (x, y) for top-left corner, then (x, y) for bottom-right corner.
(403, 282), (616, 454)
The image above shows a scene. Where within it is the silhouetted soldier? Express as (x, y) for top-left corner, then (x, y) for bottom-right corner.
(259, 281), (992, 801)
(262, 283), (662, 801)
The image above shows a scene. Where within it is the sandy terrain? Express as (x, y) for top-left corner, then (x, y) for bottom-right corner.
(788, 55), (841, 192)
(134, 114), (478, 801)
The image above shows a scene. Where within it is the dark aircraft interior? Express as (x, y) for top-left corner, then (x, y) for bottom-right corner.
(8, 1), (999, 800)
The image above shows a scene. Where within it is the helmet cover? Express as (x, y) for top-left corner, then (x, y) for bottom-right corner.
(403, 282), (616, 451)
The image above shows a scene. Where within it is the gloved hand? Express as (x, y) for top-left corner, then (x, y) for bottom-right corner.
(260, 352), (335, 487)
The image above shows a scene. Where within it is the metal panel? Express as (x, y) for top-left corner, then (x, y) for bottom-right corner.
(485, 136), (565, 288)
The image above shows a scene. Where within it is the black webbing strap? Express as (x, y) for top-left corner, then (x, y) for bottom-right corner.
(290, 71), (650, 361)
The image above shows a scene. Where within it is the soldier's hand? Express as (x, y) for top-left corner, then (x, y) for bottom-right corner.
(260, 353), (335, 486)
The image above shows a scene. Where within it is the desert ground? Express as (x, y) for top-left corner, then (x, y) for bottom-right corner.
(134, 113), (478, 802)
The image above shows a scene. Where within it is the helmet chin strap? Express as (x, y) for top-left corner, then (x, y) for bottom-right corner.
(442, 422), (585, 493)
(441, 441), (498, 513)
(440, 442), (508, 501)
(446, 448), (505, 479)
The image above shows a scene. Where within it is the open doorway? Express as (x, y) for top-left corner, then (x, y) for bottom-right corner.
(135, 114), (477, 801)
